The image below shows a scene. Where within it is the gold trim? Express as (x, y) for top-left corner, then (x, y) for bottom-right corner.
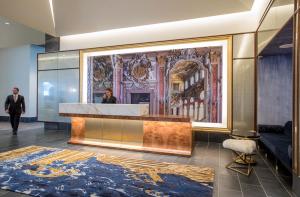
(293, 2), (299, 175)
(79, 35), (233, 132)
(228, 35), (233, 131)
(79, 50), (84, 102)
(80, 35), (232, 53)
(68, 139), (192, 156)
(192, 127), (230, 133)
(256, 0), (275, 32)
(254, 31), (258, 131)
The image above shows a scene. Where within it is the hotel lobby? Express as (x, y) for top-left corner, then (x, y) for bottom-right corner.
(0, 0), (299, 196)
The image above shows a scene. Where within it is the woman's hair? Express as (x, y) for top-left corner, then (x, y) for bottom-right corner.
(105, 88), (113, 93)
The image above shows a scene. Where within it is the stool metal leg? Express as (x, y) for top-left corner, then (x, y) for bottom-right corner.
(226, 151), (253, 176)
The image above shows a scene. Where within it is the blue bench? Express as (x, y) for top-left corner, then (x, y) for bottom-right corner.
(258, 121), (292, 172)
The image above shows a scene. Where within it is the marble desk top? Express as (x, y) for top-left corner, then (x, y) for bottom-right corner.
(59, 113), (191, 122)
(59, 103), (149, 116)
(59, 103), (190, 122)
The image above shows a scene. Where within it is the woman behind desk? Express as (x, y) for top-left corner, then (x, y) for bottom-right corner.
(102, 88), (116, 104)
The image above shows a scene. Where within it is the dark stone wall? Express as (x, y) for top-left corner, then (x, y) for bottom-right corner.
(45, 34), (60, 52)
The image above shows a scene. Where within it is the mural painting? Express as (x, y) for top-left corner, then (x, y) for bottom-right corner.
(86, 45), (223, 123)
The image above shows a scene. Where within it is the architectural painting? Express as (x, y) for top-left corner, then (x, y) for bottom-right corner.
(82, 37), (231, 127)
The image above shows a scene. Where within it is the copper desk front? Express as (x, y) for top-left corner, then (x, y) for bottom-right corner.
(60, 113), (192, 156)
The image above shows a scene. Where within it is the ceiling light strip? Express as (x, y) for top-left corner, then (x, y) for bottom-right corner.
(49, 0), (55, 28)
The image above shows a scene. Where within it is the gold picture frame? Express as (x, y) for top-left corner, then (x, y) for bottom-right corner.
(79, 35), (233, 132)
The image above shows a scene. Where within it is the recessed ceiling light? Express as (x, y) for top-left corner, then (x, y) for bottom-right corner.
(4, 22), (10, 25)
(279, 43), (293, 48)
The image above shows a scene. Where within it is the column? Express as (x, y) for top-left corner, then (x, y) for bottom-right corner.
(189, 97), (194, 120)
(157, 55), (166, 114)
(210, 51), (219, 122)
(115, 56), (123, 103)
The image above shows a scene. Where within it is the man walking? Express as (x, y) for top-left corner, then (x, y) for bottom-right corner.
(5, 87), (25, 135)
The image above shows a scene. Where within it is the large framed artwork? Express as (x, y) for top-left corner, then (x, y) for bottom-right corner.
(80, 36), (232, 131)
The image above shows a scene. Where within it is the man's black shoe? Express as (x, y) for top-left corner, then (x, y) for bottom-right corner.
(12, 131), (17, 135)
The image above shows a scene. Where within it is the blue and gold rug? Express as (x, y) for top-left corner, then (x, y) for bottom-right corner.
(0, 146), (214, 197)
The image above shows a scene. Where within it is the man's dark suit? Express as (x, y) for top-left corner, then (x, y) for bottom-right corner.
(5, 94), (25, 133)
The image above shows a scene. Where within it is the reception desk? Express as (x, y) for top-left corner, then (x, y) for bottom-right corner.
(59, 103), (192, 156)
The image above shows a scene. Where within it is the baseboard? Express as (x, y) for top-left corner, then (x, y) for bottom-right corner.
(293, 173), (300, 196)
(44, 122), (71, 131)
(194, 131), (229, 143)
(0, 116), (37, 122)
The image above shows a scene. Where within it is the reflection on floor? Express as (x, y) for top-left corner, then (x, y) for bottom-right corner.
(0, 122), (295, 197)
(0, 122), (44, 131)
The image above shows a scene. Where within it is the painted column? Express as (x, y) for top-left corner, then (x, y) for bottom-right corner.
(179, 99), (183, 115)
(217, 52), (222, 122)
(210, 51), (219, 122)
(195, 101), (199, 120)
(114, 56), (123, 103)
(87, 56), (93, 103)
(199, 103), (204, 120)
(184, 99), (188, 116)
(157, 55), (166, 115)
(189, 97), (194, 120)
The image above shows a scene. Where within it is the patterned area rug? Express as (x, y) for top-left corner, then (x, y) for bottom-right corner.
(0, 146), (214, 197)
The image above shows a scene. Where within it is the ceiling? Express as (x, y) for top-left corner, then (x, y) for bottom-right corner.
(0, 0), (254, 36)
(0, 16), (45, 48)
(0, 0), (55, 35)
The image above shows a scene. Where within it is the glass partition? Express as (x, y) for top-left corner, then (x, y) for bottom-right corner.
(233, 59), (255, 130)
(38, 70), (58, 122)
(232, 33), (255, 130)
(256, 0), (294, 173)
(38, 51), (80, 122)
(58, 51), (79, 69)
(257, 0), (294, 54)
(38, 53), (58, 70)
(233, 33), (254, 58)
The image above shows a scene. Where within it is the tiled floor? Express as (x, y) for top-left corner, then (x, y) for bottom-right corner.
(0, 122), (296, 197)
(0, 122), (44, 131)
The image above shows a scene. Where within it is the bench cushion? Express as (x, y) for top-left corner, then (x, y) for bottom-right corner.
(260, 133), (292, 171)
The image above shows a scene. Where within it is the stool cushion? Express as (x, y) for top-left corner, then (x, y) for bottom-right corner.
(223, 139), (256, 154)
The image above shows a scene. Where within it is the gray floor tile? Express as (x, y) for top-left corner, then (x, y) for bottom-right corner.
(218, 166), (238, 176)
(219, 174), (241, 191)
(238, 171), (260, 185)
(240, 184), (266, 197)
(0, 190), (9, 196)
(1, 191), (29, 197)
(259, 178), (291, 197)
(218, 188), (243, 197)
(255, 167), (277, 180)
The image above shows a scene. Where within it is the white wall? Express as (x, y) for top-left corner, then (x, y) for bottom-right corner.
(0, 45), (44, 118)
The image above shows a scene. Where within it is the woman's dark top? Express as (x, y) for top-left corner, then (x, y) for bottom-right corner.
(101, 96), (117, 104)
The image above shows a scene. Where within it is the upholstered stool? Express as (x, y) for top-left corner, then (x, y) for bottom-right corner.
(223, 139), (257, 176)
